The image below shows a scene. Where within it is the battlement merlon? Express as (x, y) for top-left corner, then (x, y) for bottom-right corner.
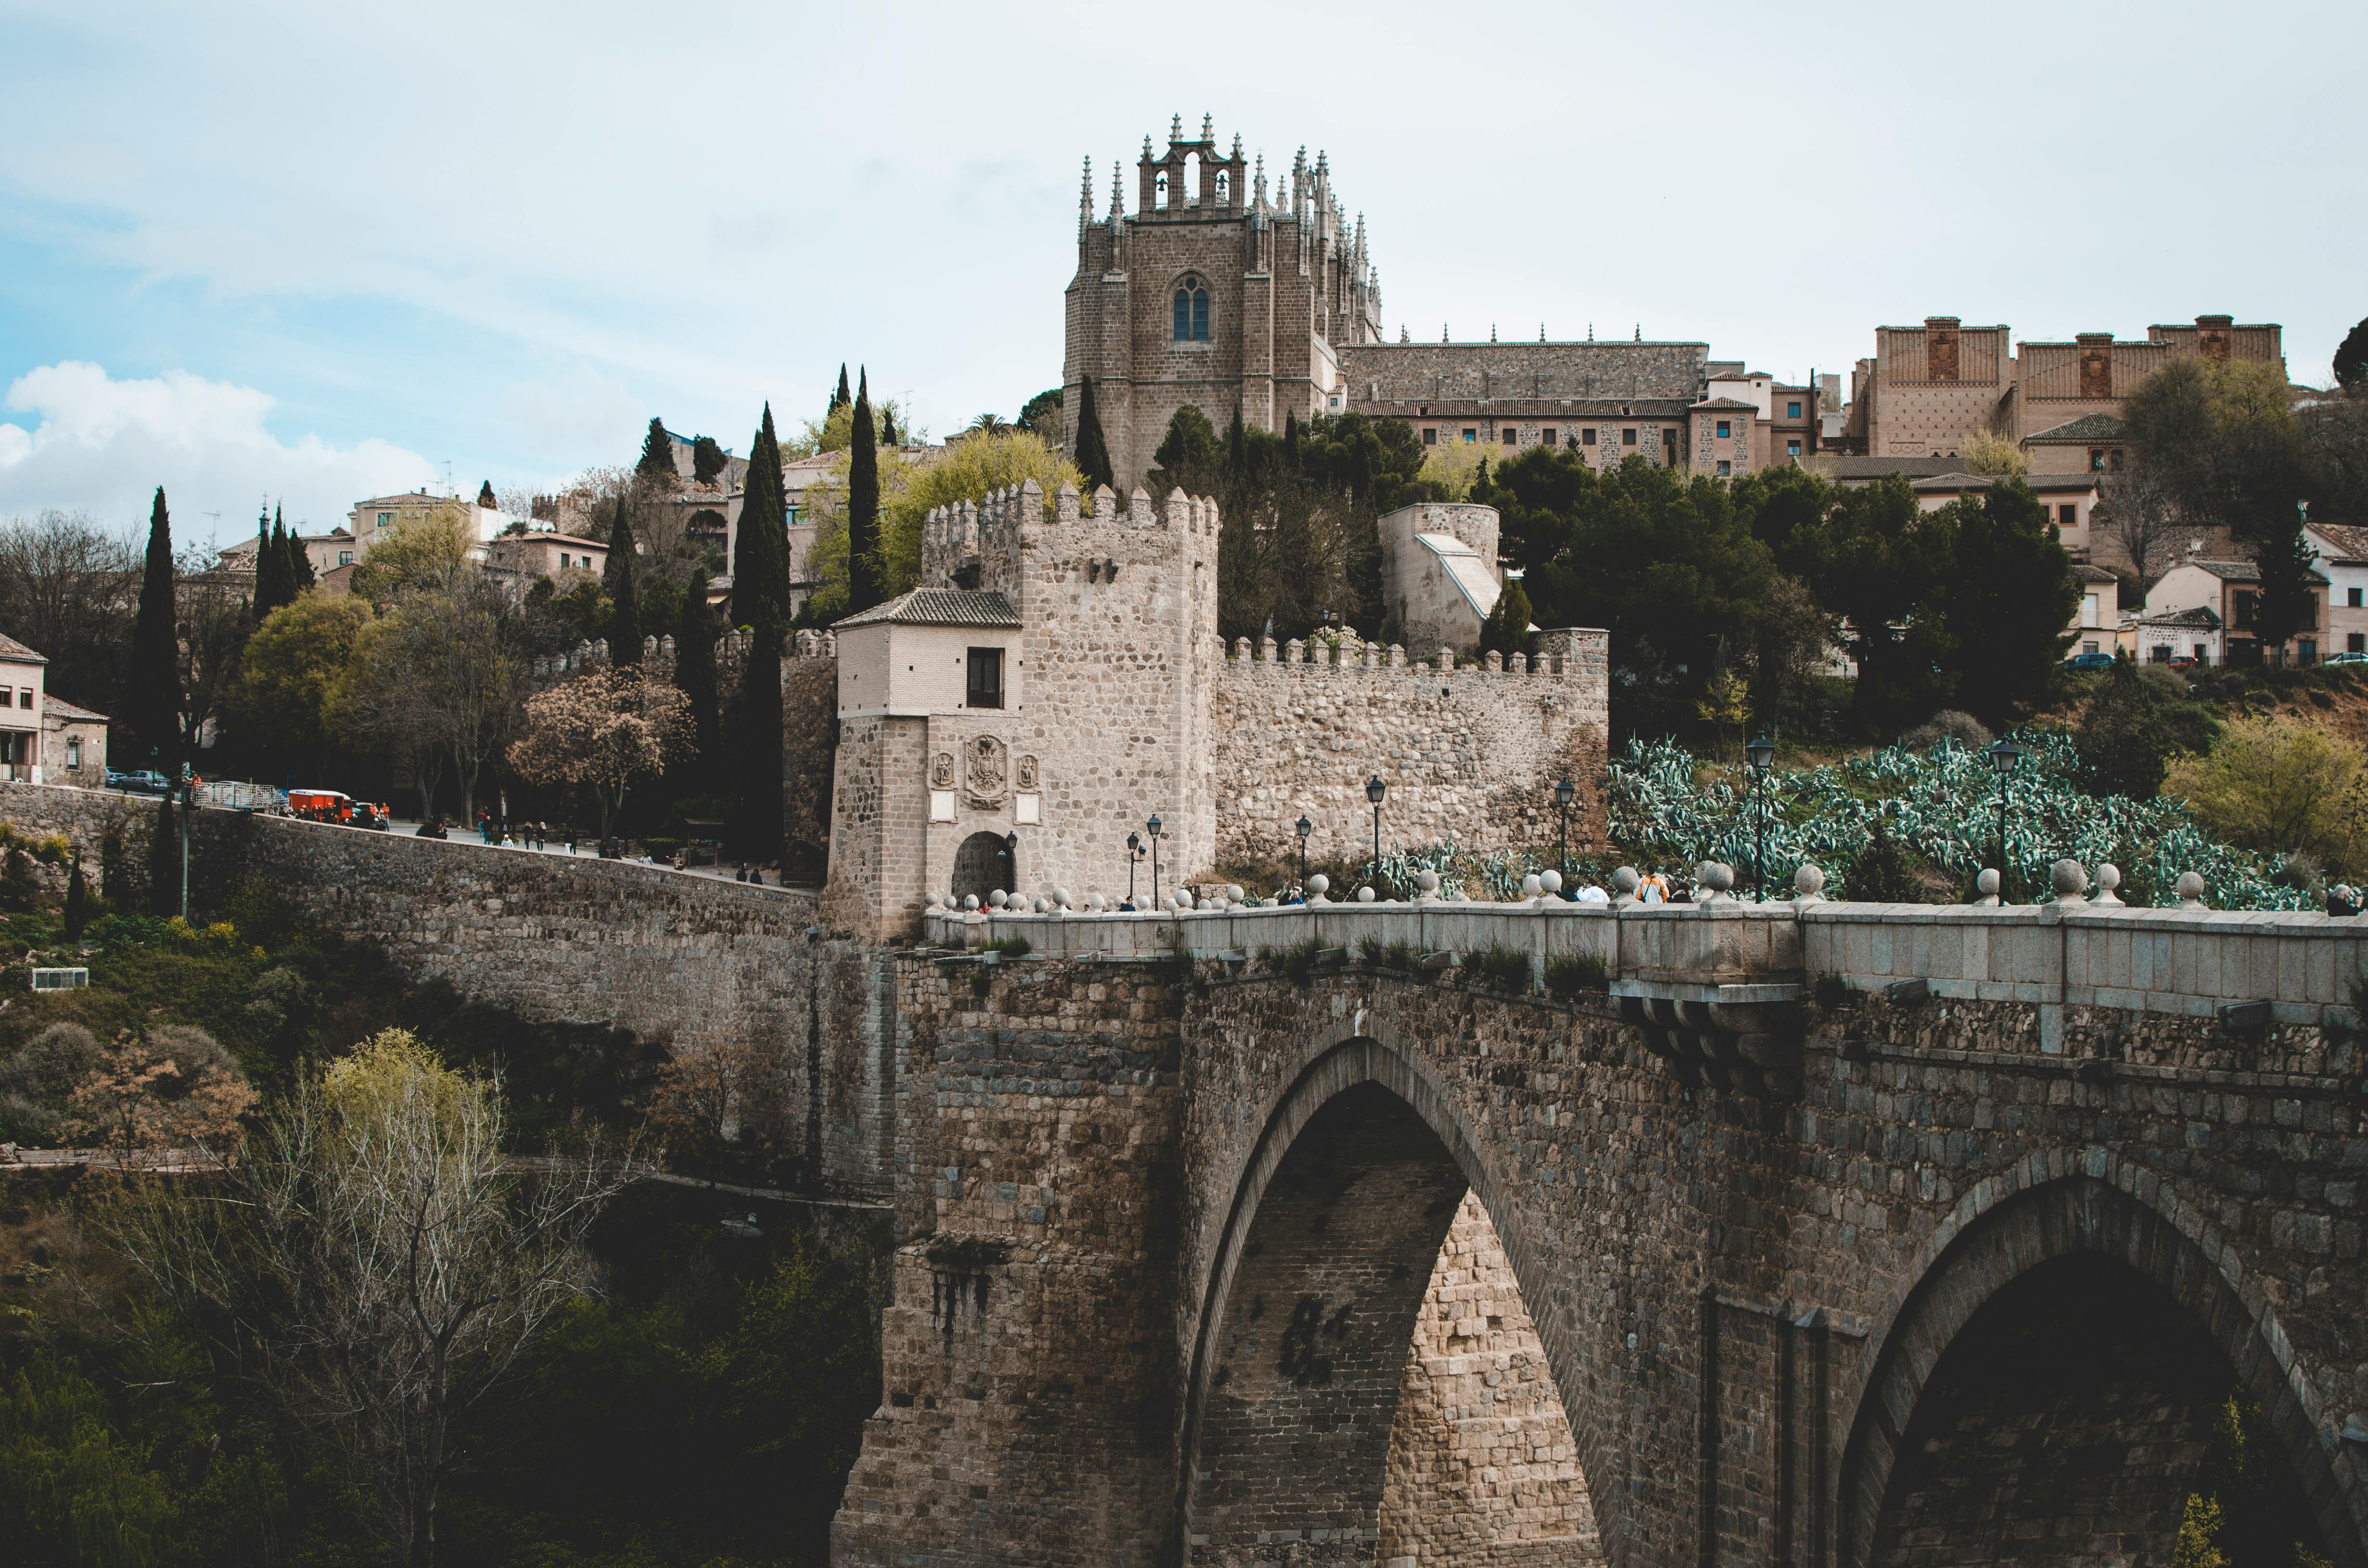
(918, 479), (1222, 600)
(1219, 625), (1606, 677)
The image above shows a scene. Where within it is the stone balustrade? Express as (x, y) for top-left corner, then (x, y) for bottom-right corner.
(922, 878), (2368, 1029)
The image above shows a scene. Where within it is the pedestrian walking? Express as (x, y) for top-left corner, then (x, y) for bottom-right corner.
(566, 828), (578, 855)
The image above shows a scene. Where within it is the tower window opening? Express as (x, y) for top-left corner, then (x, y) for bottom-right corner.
(1174, 276), (1210, 342)
(1155, 170), (1169, 211)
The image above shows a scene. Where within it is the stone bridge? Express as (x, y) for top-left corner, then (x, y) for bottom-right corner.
(0, 783), (2356, 1565)
(833, 892), (2368, 1568)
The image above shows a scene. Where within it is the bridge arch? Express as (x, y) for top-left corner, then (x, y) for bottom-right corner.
(1841, 1152), (2364, 1567)
(1176, 1025), (1611, 1565)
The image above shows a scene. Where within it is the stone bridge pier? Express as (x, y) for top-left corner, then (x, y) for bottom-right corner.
(834, 894), (2368, 1568)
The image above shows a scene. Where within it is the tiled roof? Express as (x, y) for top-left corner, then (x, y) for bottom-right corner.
(2309, 523), (2368, 565)
(833, 588), (1022, 630)
(1910, 472), (1996, 491)
(2184, 559), (2331, 586)
(1690, 398), (1759, 411)
(0, 632), (48, 664)
(43, 695), (108, 723)
(1822, 456), (1969, 481)
(2072, 564), (2121, 583)
(2138, 606), (2221, 630)
(2024, 475), (2101, 492)
(2025, 413), (2128, 443)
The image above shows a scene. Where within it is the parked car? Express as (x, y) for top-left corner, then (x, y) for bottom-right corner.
(2060, 652), (2117, 673)
(107, 769), (172, 795)
(2169, 655), (2202, 669)
(2323, 651), (2368, 667)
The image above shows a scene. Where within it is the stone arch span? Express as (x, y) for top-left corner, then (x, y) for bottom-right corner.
(1175, 1029), (1610, 1566)
(1840, 1159), (2365, 1568)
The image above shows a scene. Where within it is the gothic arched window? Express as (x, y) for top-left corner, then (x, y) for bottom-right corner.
(1173, 276), (1210, 343)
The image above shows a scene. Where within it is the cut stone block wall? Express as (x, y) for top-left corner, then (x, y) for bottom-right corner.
(1209, 632), (1609, 876)
(1378, 1192), (1603, 1568)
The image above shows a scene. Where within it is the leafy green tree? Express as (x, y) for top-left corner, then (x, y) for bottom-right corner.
(235, 592), (375, 775)
(636, 416), (675, 481)
(731, 405), (788, 630)
(1016, 386), (1063, 437)
(1148, 404), (1222, 493)
(0, 1355), (178, 1568)
(1782, 476), (1955, 735)
(2335, 316), (2368, 393)
(871, 429), (1083, 593)
(1524, 459), (1777, 738)
(62, 849), (88, 940)
(2076, 657), (2175, 798)
(1937, 479), (2081, 727)
(691, 435), (728, 486)
(1479, 576), (1533, 661)
(2166, 714), (2368, 872)
(1478, 445), (1591, 571)
(603, 496), (640, 665)
(127, 488), (183, 774)
(1073, 375), (1113, 493)
(1848, 814), (1927, 902)
(476, 480), (496, 508)
(847, 370), (881, 615)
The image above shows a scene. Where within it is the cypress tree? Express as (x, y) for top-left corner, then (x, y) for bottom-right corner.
(880, 407), (898, 447)
(637, 416), (675, 481)
(831, 364), (852, 415)
(604, 496), (641, 664)
(1225, 404), (1247, 478)
(674, 582), (722, 769)
(63, 851), (88, 941)
(285, 505), (315, 590)
(1073, 376), (1114, 494)
(732, 405), (788, 630)
(476, 480), (497, 508)
(249, 513), (282, 622)
(848, 369), (882, 614)
(1283, 412), (1301, 471)
(149, 795), (180, 916)
(129, 488), (182, 773)
(731, 611), (783, 865)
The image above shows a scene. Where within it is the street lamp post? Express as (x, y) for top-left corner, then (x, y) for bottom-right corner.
(1146, 814), (1162, 909)
(1126, 831), (1146, 907)
(1366, 776), (1387, 896)
(1987, 737), (2021, 903)
(1554, 777), (1575, 897)
(178, 762), (194, 921)
(1295, 814), (1312, 900)
(1745, 734), (1775, 902)
(1002, 830), (1019, 900)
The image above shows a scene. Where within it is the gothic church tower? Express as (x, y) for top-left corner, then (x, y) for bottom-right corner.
(1064, 115), (1383, 490)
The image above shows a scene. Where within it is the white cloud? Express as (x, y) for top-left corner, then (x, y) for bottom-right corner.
(0, 361), (435, 541)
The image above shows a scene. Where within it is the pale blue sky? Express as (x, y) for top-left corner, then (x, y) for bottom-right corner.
(2, 0), (2360, 543)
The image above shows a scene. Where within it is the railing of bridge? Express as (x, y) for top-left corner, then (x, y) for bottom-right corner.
(921, 885), (2368, 1027)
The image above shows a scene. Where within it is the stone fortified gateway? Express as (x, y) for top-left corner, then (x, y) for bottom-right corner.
(6, 788), (2363, 1566)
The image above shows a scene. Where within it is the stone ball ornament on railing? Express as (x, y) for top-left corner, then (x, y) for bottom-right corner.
(1519, 872), (1541, 899)
(1307, 874), (1329, 902)
(1695, 862), (1736, 900)
(962, 894), (980, 911)
(1612, 867), (1641, 906)
(1357, 885), (1376, 903)
(1417, 870), (1442, 898)
(1975, 868), (2001, 905)
(988, 890), (1008, 908)
(2091, 864), (2124, 906)
(1793, 864), (1825, 902)
(1054, 886), (1073, 911)
(2051, 859), (2089, 902)
(2176, 871), (2208, 908)
(1540, 869), (1563, 895)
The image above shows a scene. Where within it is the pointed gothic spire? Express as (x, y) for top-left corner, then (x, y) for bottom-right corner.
(1110, 161), (1123, 218)
(1230, 132), (1243, 159)
(1490, 323), (1498, 342)
(1635, 324), (1642, 341)
(1541, 323), (1547, 342)
(1170, 112), (1183, 143)
(1253, 152), (1266, 208)
(1589, 323), (1595, 341)
(1080, 155), (1093, 211)
(1200, 112), (1213, 142)
(1443, 324), (1450, 343)
(1400, 326), (1409, 343)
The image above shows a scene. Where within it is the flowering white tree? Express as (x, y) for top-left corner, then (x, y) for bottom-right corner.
(506, 665), (694, 838)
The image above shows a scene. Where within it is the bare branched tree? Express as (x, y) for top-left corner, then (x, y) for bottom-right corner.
(2092, 466), (2191, 603)
(0, 509), (136, 710)
(99, 1030), (632, 1568)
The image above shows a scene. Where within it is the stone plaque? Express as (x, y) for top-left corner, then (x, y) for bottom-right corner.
(1015, 793), (1040, 825)
(929, 791), (956, 823)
